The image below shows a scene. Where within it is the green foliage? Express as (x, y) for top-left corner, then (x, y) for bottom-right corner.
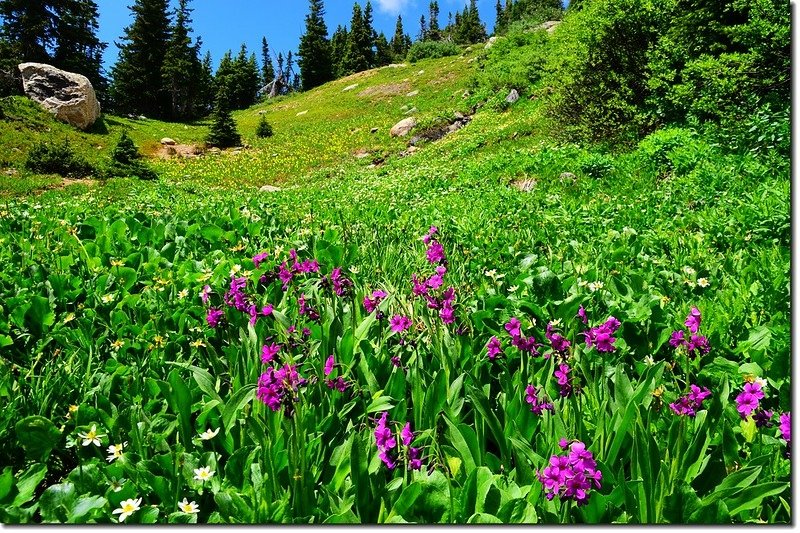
(206, 89), (241, 148)
(24, 139), (94, 177)
(106, 131), (158, 180)
(407, 40), (461, 63)
(255, 116), (273, 138)
(298, 0), (334, 91)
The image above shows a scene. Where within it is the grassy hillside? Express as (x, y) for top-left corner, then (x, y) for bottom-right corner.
(0, 22), (790, 525)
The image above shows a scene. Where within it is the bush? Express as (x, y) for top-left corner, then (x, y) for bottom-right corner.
(407, 40), (461, 63)
(256, 116), (274, 138)
(25, 139), (94, 177)
(106, 131), (157, 180)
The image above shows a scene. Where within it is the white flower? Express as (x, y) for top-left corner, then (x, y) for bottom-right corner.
(199, 428), (220, 441)
(177, 288), (189, 299)
(101, 294), (114, 304)
(112, 497), (142, 522)
(754, 377), (768, 390)
(229, 264), (242, 276)
(106, 442), (127, 462)
(194, 466), (214, 482)
(682, 266), (696, 276)
(644, 355), (656, 367)
(588, 281), (604, 293)
(178, 498), (200, 514)
(77, 425), (105, 447)
(697, 278), (709, 288)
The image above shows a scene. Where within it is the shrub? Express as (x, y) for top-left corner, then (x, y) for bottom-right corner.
(106, 131), (157, 180)
(407, 40), (461, 63)
(256, 115), (274, 138)
(206, 90), (241, 149)
(577, 152), (615, 179)
(25, 139), (94, 177)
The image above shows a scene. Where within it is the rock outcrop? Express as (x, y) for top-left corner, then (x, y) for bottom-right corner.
(18, 62), (100, 130)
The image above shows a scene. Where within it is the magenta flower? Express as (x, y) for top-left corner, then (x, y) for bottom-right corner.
(669, 384), (711, 417)
(427, 273), (444, 290)
(440, 304), (455, 325)
(684, 307), (701, 334)
(206, 308), (224, 328)
(554, 364), (574, 397)
(525, 385), (554, 415)
(326, 376), (349, 392)
(278, 262), (293, 289)
(537, 440), (601, 506)
(753, 409), (774, 428)
(577, 305), (588, 324)
(487, 336), (502, 360)
(426, 241), (445, 264)
(256, 364), (306, 416)
(390, 315), (412, 333)
(374, 412), (396, 450)
(200, 285), (212, 305)
(408, 447), (423, 470)
(401, 422), (414, 447)
(262, 304), (273, 316)
(583, 316), (620, 353)
(261, 343), (280, 363)
(324, 355), (335, 376)
(505, 317), (522, 337)
(411, 274), (429, 296)
(363, 290), (388, 313)
(252, 252), (269, 268)
(328, 267), (353, 297)
(669, 330), (685, 348)
(422, 225), (438, 245)
(546, 322), (571, 354)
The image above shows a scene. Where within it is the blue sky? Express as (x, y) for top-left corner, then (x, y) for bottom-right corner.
(96, 0), (498, 72)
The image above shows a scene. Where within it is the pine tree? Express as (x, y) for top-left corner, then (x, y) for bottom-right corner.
(494, 0), (507, 35)
(206, 85), (240, 148)
(285, 50), (294, 83)
(0, 0), (53, 63)
(362, 1), (376, 67)
(162, 0), (205, 120)
(418, 15), (427, 41)
(390, 15), (409, 59)
(261, 36), (275, 86)
(330, 24), (348, 78)
(225, 44), (260, 109)
(297, 0), (333, 91)
(197, 49), (214, 114)
(52, 0), (107, 100)
(374, 32), (392, 67)
(427, 2), (441, 41)
(110, 0), (171, 117)
(342, 3), (369, 75)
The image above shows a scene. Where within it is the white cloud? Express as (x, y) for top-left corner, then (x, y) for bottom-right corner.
(374, 0), (412, 15)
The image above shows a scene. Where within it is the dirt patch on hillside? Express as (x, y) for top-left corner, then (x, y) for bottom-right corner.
(358, 81), (412, 98)
(154, 143), (205, 159)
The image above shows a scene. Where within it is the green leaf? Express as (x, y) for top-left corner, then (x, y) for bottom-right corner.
(222, 383), (256, 431)
(724, 482), (789, 516)
(38, 482), (76, 522)
(69, 495), (107, 522)
(168, 369), (194, 448)
(467, 512), (503, 523)
(13, 464), (47, 506)
(444, 416), (477, 476)
(15, 416), (61, 462)
(365, 395), (395, 414)
(0, 335), (12, 348)
(387, 482), (422, 521)
(323, 509), (360, 523)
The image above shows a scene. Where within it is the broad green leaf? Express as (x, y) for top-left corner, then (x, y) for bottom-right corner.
(15, 416), (61, 462)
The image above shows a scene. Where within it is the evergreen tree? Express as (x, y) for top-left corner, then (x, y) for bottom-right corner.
(330, 24), (349, 78)
(342, 3), (369, 74)
(52, 0), (107, 100)
(227, 44), (260, 109)
(0, 0), (53, 63)
(110, 0), (171, 117)
(276, 52), (284, 80)
(418, 15), (427, 41)
(362, 1), (376, 67)
(206, 85), (240, 148)
(427, 2), (441, 41)
(390, 16), (407, 58)
(285, 50), (294, 82)
(374, 32), (392, 67)
(261, 36), (275, 86)
(197, 49), (214, 114)
(162, 0), (204, 120)
(297, 0), (333, 91)
(494, 0), (507, 35)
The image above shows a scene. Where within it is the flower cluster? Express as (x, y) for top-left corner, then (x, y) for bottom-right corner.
(323, 267), (353, 297)
(505, 317), (539, 355)
(582, 316), (621, 353)
(297, 294), (320, 322)
(410, 227), (457, 326)
(256, 364), (307, 417)
(390, 315), (412, 333)
(554, 363), (577, 397)
(486, 336), (502, 360)
(669, 384), (711, 417)
(734, 379), (772, 426)
(669, 307), (710, 357)
(363, 289), (387, 314)
(324, 354), (349, 392)
(538, 440), (602, 506)
(374, 413), (422, 471)
(525, 385), (554, 415)
(545, 321), (571, 355)
(779, 412), (790, 456)
(275, 249), (321, 290)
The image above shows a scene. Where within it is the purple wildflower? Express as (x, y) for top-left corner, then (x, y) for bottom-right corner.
(326, 377), (349, 392)
(363, 290), (387, 313)
(411, 274), (429, 296)
(329, 268), (353, 297)
(577, 305), (588, 324)
(408, 447), (423, 470)
(546, 322), (571, 354)
(390, 315), (412, 333)
(735, 382), (765, 418)
(256, 364), (306, 416)
(200, 285), (211, 305)
(686, 334), (710, 357)
(525, 385), (554, 415)
(261, 343), (280, 363)
(554, 364), (574, 397)
(401, 423), (414, 447)
(669, 384), (712, 417)
(324, 355), (335, 376)
(505, 317), (522, 337)
(426, 241), (445, 264)
(754, 409), (774, 428)
(427, 273), (444, 290)
(669, 330), (686, 348)
(278, 262), (293, 289)
(684, 307), (701, 334)
(252, 252), (269, 269)
(206, 308), (224, 328)
(538, 440), (601, 506)
(487, 336), (502, 360)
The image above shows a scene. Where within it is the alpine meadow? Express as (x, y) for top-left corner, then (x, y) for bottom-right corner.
(0, 0), (791, 525)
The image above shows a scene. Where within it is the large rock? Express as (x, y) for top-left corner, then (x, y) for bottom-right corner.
(506, 89), (520, 104)
(18, 62), (100, 130)
(390, 117), (417, 137)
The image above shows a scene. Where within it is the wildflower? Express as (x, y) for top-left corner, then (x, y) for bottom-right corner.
(391, 356), (402, 368)
(587, 281), (604, 293)
(537, 441), (601, 506)
(111, 339), (124, 350)
(525, 385), (554, 415)
(106, 442), (126, 462)
(686, 334), (710, 357)
(278, 262), (293, 289)
(206, 308), (224, 328)
(427, 273), (444, 290)
(545, 322), (571, 354)
(669, 330), (685, 348)
(426, 241), (446, 264)
(697, 278), (709, 288)
(408, 447), (423, 470)
(411, 274), (429, 297)
(193, 467), (214, 482)
(229, 264), (242, 277)
(779, 412), (791, 451)
(77, 424), (105, 447)
(401, 422), (414, 447)
(63, 312), (76, 324)
(110, 258), (125, 267)
(644, 355), (655, 366)
(735, 382), (765, 418)
(390, 315), (412, 333)
(422, 225), (438, 245)
(324, 355), (335, 377)
(364, 290), (387, 313)
(753, 409), (774, 428)
(374, 412), (396, 450)
(328, 268), (353, 297)
(200, 285), (211, 304)
(190, 339), (206, 349)
(684, 307), (701, 334)
(326, 377), (349, 392)
(505, 317), (522, 338)
(199, 428), (220, 440)
(101, 294), (114, 304)
(554, 364), (574, 397)
(112, 498), (142, 523)
(669, 384), (711, 417)
(583, 316), (621, 353)
(252, 252), (269, 268)
(577, 305), (588, 324)
(558, 438), (570, 449)
(178, 498), (200, 514)
(256, 364), (306, 416)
